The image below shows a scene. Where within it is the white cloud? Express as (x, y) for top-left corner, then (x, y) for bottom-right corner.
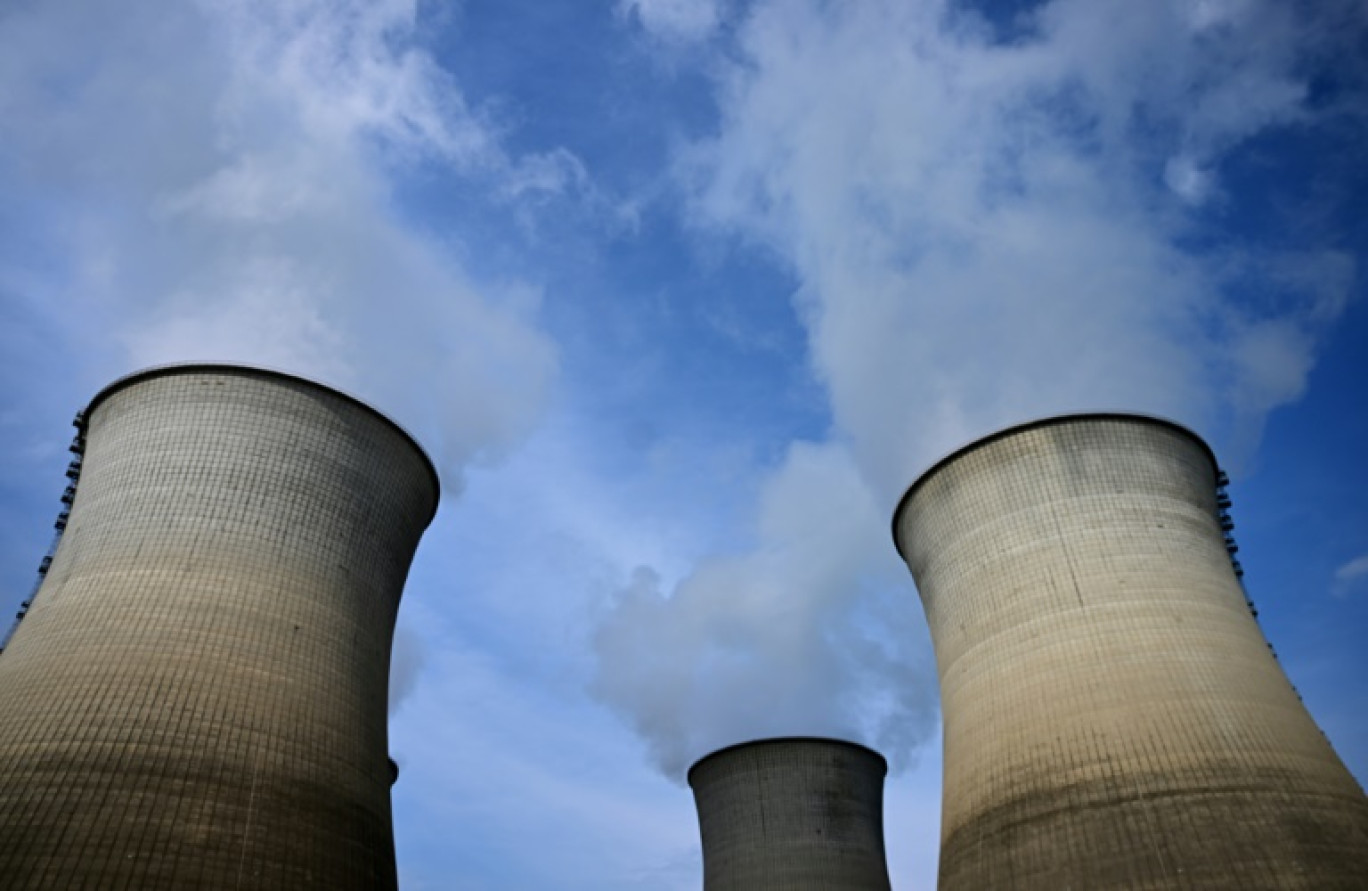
(1164, 155), (1214, 204)
(1333, 554), (1368, 597)
(619, 0), (723, 43)
(0, 0), (563, 490)
(596, 0), (1361, 778)
(678, 0), (1360, 496)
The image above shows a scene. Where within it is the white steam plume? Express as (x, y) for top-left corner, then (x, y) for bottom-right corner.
(592, 443), (937, 777)
(593, 0), (1363, 777)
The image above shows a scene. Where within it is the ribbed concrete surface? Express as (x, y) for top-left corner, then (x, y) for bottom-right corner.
(894, 414), (1368, 890)
(689, 737), (892, 890)
(0, 366), (438, 890)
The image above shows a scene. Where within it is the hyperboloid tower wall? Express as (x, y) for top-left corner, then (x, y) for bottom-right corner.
(892, 413), (1368, 889)
(0, 365), (439, 890)
(688, 737), (892, 890)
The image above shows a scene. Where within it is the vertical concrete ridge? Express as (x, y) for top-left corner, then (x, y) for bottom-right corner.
(0, 365), (439, 890)
(894, 414), (1368, 889)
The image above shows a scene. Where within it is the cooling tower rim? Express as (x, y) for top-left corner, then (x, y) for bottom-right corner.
(890, 411), (1218, 559)
(686, 736), (888, 786)
(81, 362), (441, 516)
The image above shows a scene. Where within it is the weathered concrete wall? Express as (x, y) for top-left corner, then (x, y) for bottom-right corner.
(689, 737), (892, 890)
(894, 414), (1368, 890)
(0, 365), (438, 890)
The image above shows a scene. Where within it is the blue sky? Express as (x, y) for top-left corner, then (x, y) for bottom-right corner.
(1, 0), (1366, 887)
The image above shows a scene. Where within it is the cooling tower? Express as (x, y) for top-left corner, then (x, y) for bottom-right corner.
(892, 413), (1368, 889)
(0, 364), (438, 890)
(688, 737), (892, 890)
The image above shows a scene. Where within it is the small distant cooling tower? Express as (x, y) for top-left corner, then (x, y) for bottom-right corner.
(892, 413), (1368, 889)
(688, 737), (893, 890)
(0, 365), (439, 890)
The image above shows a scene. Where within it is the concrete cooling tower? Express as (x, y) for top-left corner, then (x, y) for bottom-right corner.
(688, 737), (892, 890)
(0, 365), (439, 890)
(892, 413), (1368, 889)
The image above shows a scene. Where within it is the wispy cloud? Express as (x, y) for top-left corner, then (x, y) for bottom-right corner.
(689, 0), (1359, 487)
(594, 0), (1365, 775)
(0, 0), (566, 489)
(1332, 554), (1368, 597)
(618, 0), (726, 43)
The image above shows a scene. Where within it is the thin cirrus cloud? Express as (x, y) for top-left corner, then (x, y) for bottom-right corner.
(1332, 554), (1368, 597)
(589, 0), (1363, 779)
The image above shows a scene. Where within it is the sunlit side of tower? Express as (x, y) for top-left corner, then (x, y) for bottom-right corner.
(893, 414), (1368, 890)
(688, 737), (893, 890)
(0, 365), (439, 890)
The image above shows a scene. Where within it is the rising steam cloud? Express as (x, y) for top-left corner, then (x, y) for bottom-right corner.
(593, 0), (1362, 778)
(592, 443), (938, 778)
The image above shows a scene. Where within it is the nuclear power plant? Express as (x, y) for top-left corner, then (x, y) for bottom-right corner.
(0, 364), (438, 890)
(4, 372), (1367, 890)
(892, 413), (1368, 889)
(688, 737), (892, 890)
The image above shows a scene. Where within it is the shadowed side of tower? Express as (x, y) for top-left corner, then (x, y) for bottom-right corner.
(688, 737), (892, 890)
(0, 365), (439, 890)
(893, 414), (1368, 890)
